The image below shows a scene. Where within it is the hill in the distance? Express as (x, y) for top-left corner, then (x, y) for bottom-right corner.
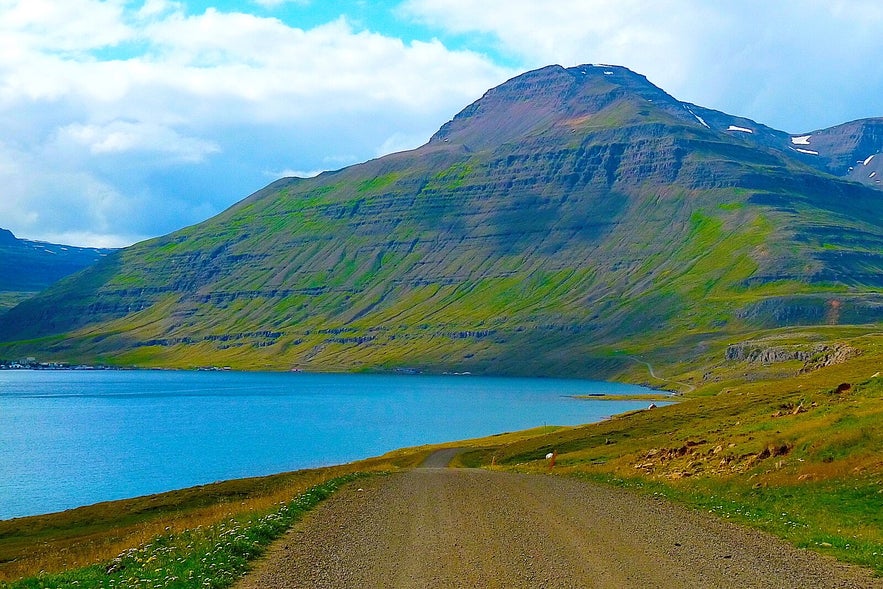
(1, 64), (881, 378)
(0, 229), (114, 312)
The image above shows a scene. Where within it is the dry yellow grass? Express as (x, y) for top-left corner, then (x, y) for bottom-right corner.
(0, 449), (428, 582)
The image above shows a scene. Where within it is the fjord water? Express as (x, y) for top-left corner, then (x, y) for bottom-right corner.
(0, 370), (658, 519)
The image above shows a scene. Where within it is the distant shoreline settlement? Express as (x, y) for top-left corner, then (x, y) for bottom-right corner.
(0, 358), (238, 371)
(0, 357), (119, 370)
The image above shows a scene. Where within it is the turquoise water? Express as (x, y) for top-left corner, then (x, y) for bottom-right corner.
(0, 370), (659, 519)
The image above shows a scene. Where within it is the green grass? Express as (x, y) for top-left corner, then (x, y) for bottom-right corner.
(581, 474), (883, 574)
(357, 173), (400, 194)
(0, 476), (361, 589)
(425, 161), (473, 191)
(0, 449), (429, 583)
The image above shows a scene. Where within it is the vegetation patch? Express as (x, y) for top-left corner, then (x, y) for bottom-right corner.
(0, 449), (428, 584)
(357, 173), (399, 194)
(448, 347), (883, 575)
(580, 474), (883, 575)
(0, 476), (361, 589)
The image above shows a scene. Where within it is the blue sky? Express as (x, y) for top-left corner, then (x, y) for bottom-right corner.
(2, 0), (882, 247)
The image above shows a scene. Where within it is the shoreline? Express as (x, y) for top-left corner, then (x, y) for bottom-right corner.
(572, 392), (680, 401)
(3, 357), (883, 583)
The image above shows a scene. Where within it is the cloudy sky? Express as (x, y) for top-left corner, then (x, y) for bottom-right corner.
(2, 0), (882, 247)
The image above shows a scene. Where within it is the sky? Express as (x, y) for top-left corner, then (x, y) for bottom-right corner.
(2, 1), (882, 248)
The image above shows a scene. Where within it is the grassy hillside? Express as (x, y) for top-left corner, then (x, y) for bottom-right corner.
(1, 67), (880, 375)
(457, 335), (883, 574)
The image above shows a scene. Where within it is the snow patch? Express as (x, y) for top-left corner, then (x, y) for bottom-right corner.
(871, 171), (877, 178)
(603, 71), (614, 75)
(791, 135), (811, 145)
(863, 154), (875, 166)
(684, 106), (710, 128)
(795, 148), (819, 155)
(727, 125), (753, 133)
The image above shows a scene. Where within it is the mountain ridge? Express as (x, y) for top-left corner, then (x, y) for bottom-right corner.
(1, 64), (880, 376)
(430, 64), (883, 198)
(0, 229), (115, 312)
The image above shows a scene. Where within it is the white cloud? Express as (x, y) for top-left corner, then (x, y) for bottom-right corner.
(401, 0), (707, 74)
(401, 0), (883, 132)
(0, 0), (132, 53)
(375, 132), (428, 157)
(0, 2), (510, 246)
(35, 231), (140, 249)
(9, 0), (879, 250)
(251, 0), (310, 8)
(137, 0), (182, 20)
(135, 14), (506, 119)
(268, 168), (324, 179)
(0, 141), (147, 248)
(57, 121), (220, 161)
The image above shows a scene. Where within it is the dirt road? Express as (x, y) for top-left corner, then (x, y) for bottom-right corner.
(237, 455), (881, 588)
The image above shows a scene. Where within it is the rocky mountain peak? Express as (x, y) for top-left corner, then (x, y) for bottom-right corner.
(428, 64), (683, 151)
(794, 118), (883, 184)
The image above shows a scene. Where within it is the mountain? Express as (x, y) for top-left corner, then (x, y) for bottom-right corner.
(0, 64), (881, 376)
(682, 105), (883, 189)
(0, 229), (115, 312)
(794, 118), (883, 186)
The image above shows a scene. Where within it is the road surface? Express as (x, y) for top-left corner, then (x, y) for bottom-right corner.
(237, 454), (881, 588)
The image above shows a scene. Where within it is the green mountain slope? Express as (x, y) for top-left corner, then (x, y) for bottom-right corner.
(0, 229), (114, 312)
(1, 65), (881, 376)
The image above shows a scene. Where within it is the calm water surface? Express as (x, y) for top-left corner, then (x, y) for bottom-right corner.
(0, 370), (659, 519)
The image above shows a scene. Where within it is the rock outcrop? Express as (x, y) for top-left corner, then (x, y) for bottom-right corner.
(725, 342), (861, 373)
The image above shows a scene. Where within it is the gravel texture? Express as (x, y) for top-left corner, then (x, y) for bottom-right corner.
(237, 454), (882, 588)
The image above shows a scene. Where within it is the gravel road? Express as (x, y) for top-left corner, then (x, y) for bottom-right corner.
(237, 453), (881, 588)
